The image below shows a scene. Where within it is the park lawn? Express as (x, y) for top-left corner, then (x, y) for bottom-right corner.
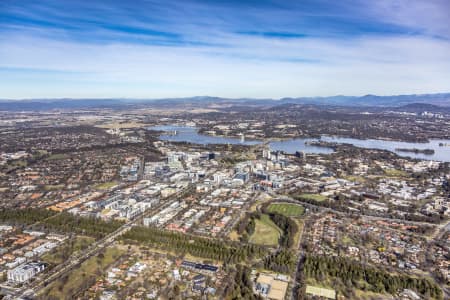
(12, 160), (28, 167)
(94, 181), (118, 190)
(228, 230), (240, 241)
(341, 235), (355, 246)
(42, 246), (125, 299)
(305, 278), (337, 292)
(306, 276), (401, 300)
(267, 203), (305, 217)
(42, 236), (95, 265)
(344, 175), (366, 183)
(306, 285), (336, 299)
(44, 184), (65, 191)
(4, 159), (27, 172)
(47, 153), (69, 161)
(96, 122), (149, 129)
(249, 214), (281, 247)
(354, 289), (396, 300)
(129, 244), (224, 266)
(298, 193), (327, 202)
(292, 219), (304, 249)
(183, 253), (222, 266)
(384, 168), (407, 177)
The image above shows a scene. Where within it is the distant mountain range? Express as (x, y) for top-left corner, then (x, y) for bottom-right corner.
(0, 93), (449, 111)
(277, 93), (450, 107)
(389, 103), (450, 113)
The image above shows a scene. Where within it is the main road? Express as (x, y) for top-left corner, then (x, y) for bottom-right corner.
(12, 189), (185, 300)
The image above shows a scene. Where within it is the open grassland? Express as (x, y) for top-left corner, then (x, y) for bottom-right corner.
(228, 230), (240, 241)
(267, 203), (305, 217)
(344, 175), (367, 183)
(292, 219), (304, 249)
(44, 184), (65, 191)
(42, 236), (95, 265)
(41, 246), (125, 300)
(249, 214), (281, 247)
(94, 181), (118, 190)
(384, 168), (408, 177)
(306, 278), (394, 300)
(47, 153), (69, 161)
(96, 122), (150, 129)
(298, 193), (327, 202)
(306, 285), (336, 299)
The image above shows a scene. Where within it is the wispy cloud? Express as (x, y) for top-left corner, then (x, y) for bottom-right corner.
(0, 0), (449, 98)
(367, 0), (450, 39)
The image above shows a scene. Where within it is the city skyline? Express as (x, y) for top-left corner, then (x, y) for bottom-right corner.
(1, 3), (450, 296)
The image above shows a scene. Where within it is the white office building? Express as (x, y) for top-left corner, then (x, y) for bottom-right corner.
(7, 262), (46, 283)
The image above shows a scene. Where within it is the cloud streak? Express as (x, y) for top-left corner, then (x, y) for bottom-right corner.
(0, 0), (449, 98)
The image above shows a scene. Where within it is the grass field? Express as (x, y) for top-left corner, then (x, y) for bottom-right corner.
(341, 235), (355, 245)
(267, 203), (305, 217)
(292, 219), (304, 249)
(94, 181), (118, 190)
(228, 230), (240, 241)
(3, 159), (27, 172)
(44, 184), (65, 191)
(306, 285), (336, 299)
(344, 175), (366, 183)
(249, 214), (281, 247)
(384, 168), (407, 177)
(47, 153), (69, 161)
(97, 122), (149, 129)
(42, 246), (124, 299)
(306, 277), (391, 300)
(298, 193), (327, 202)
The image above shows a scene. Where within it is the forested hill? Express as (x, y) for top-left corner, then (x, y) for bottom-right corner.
(1, 93), (450, 111)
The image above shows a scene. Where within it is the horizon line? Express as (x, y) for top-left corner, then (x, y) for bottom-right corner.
(2, 91), (450, 101)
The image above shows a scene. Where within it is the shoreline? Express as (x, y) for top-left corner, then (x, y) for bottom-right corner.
(197, 131), (433, 144)
(148, 124), (437, 143)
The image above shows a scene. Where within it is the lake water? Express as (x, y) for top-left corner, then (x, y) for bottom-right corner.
(149, 125), (450, 162)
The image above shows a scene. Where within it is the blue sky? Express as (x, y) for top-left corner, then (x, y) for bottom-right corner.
(1, 0), (449, 99)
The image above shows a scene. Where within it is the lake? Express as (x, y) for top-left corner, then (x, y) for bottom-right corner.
(149, 125), (450, 162)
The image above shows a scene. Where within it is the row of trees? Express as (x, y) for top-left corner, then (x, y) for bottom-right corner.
(245, 217), (256, 237)
(39, 212), (123, 238)
(122, 226), (268, 263)
(261, 206), (300, 271)
(265, 212), (298, 249)
(0, 208), (123, 239)
(304, 254), (443, 299)
(264, 249), (297, 274)
(223, 265), (262, 300)
(235, 212), (255, 243)
(0, 208), (56, 225)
